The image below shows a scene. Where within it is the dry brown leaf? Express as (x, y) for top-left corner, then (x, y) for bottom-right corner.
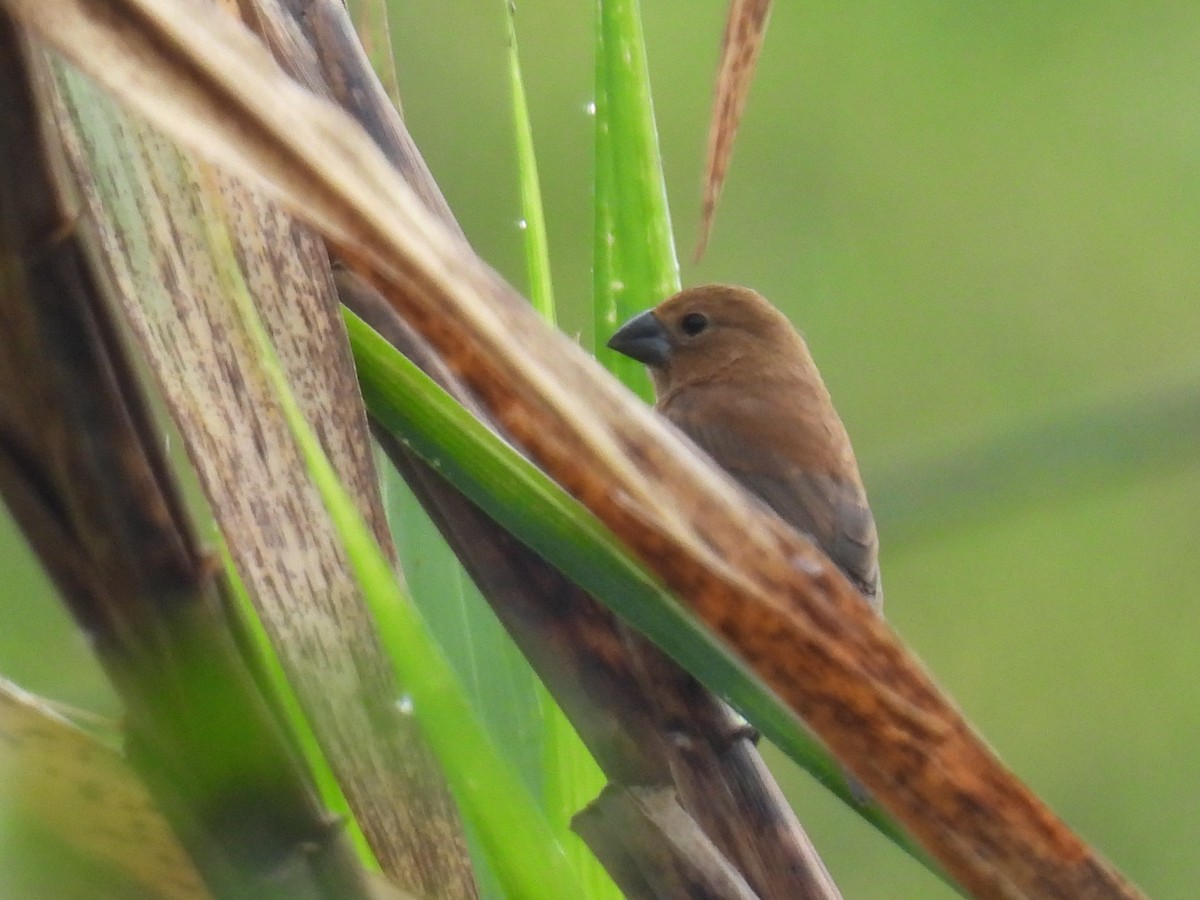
(695, 0), (771, 260)
(1, 18), (389, 898)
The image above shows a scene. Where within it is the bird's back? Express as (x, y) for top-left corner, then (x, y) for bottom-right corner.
(659, 374), (882, 612)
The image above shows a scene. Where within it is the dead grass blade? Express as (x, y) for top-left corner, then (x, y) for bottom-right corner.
(695, 0), (771, 259)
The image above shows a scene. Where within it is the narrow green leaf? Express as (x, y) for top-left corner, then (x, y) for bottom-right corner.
(539, 706), (616, 900)
(591, 31), (617, 344)
(505, 6), (616, 896)
(593, 0), (680, 395)
(504, 0), (555, 324)
(383, 468), (548, 803)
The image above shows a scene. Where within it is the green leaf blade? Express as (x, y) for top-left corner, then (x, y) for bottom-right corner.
(594, 0), (680, 395)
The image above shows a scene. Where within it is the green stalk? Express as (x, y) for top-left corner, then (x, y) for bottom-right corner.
(504, 1), (556, 325)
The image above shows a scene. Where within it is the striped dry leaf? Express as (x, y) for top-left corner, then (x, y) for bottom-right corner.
(696, 0), (772, 259)
(0, 4), (476, 897)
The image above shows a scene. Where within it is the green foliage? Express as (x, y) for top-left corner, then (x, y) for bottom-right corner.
(347, 309), (934, 871)
(219, 545), (380, 871)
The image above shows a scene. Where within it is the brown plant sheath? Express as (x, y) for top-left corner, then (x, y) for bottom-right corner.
(0, 16), (380, 899)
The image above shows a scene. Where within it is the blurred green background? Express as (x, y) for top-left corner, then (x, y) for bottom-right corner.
(3, 1), (1198, 897)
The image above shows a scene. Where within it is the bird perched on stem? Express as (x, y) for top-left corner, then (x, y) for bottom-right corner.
(606, 284), (882, 614)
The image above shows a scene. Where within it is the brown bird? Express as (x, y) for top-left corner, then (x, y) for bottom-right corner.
(606, 284), (882, 613)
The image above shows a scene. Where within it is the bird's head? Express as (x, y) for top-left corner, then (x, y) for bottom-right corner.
(606, 284), (807, 395)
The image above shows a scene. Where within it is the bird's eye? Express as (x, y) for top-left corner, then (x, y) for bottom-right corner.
(679, 312), (709, 336)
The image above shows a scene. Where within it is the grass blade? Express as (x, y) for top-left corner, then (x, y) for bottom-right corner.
(505, 5), (618, 896)
(594, 0), (680, 395)
(504, 1), (556, 324)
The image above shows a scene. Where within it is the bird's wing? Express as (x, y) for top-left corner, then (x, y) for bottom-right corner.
(733, 466), (882, 613)
(673, 415), (883, 612)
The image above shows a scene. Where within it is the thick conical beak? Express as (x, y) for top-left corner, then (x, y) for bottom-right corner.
(606, 310), (670, 367)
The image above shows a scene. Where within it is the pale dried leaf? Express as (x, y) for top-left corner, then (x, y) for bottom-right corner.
(0, 680), (209, 900)
(695, 0), (771, 260)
